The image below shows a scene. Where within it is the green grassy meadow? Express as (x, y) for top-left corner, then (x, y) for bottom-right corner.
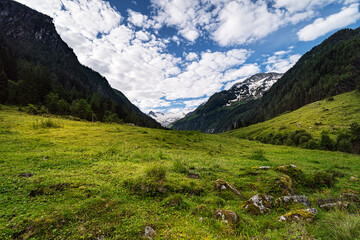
(225, 91), (360, 140)
(1, 106), (360, 239)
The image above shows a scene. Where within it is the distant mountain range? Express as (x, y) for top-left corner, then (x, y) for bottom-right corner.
(148, 111), (187, 128)
(0, 0), (160, 128)
(173, 27), (360, 133)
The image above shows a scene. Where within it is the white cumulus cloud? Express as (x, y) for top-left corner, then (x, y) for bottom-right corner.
(297, 3), (360, 41)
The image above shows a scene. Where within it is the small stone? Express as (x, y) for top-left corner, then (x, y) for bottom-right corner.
(306, 208), (318, 215)
(214, 209), (240, 225)
(349, 176), (358, 182)
(187, 173), (200, 179)
(144, 226), (156, 239)
(259, 166), (271, 170)
(320, 202), (349, 211)
(19, 173), (33, 178)
(341, 192), (359, 202)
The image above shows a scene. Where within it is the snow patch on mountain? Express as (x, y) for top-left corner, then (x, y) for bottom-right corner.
(148, 111), (188, 127)
(225, 72), (283, 106)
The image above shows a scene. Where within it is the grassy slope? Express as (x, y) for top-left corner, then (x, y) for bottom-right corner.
(0, 106), (360, 239)
(224, 91), (360, 140)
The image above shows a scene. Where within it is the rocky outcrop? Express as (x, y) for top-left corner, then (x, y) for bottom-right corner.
(242, 194), (274, 214)
(276, 195), (311, 208)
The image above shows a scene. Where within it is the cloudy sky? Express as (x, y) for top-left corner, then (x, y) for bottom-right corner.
(15, 0), (360, 114)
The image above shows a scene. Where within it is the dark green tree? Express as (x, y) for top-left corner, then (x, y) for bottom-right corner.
(70, 99), (92, 120)
(0, 71), (9, 103)
(320, 132), (335, 151)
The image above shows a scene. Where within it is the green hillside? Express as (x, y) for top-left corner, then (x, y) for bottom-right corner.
(225, 90), (360, 140)
(1, 106), (360, 239)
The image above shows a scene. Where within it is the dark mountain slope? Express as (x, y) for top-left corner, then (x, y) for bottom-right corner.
(0, 0), (160, 128)
(173, 27), (360, 133)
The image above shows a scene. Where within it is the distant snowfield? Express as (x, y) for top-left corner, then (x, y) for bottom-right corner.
(148, 111), (188, 127)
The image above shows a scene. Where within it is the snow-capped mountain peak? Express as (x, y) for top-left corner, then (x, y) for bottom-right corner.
(225, 72), (283, 106)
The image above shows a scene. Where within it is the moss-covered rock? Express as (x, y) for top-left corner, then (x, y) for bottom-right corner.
(242, 194), (274, 215)
(306, 170), (335, 189)
(319, 202), (350, 211)
(279, 208), (318, 222)
(276, 164), (303, 181)
(214, 179), (241, 198)
(276, 195), (311, 208)
(265, 174), (296, 197)
(341, 189), (360, 202)
(214, 209), (240, 225)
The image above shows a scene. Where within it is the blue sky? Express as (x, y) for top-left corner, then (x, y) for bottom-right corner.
(15, 0), (360, 114)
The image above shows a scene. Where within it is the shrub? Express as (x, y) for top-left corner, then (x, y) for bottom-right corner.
(337, 139), (353, 153)
(289, 130), (312, 146)
(320, 132), (335, 151)
(33, 119), (63, 129)
(104, 112), (123, 124)
(25, 104), (38, 115)
(304, 139), (319, 149)
(349, 122), (360, 141)
(38, 105), (49, 115)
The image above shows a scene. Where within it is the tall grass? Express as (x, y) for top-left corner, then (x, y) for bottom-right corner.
(314, 210), (360, 240)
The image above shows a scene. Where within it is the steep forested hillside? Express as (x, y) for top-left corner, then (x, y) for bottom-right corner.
(0, 0), (160, 128)
(245, 27), (360, 126)
(173, 27), (360, 133)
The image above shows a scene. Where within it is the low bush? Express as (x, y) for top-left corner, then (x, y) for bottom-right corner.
(25, 104), (38, 115)
(320, 132), (335, 151)
(32, 119), (63, 129)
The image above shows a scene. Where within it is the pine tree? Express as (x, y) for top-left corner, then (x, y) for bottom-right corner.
(0, 71), (8, 103)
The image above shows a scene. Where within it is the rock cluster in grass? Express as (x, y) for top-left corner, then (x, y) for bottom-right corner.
(279, 208), (318, 222)
(276, 195), (311, 208)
